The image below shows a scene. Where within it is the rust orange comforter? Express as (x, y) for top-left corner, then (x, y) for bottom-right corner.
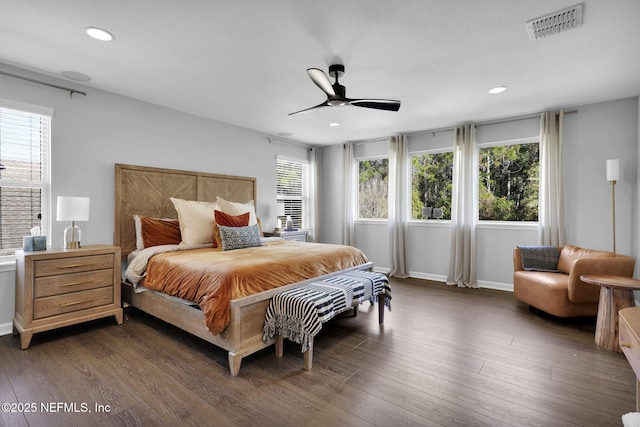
(141, 239), (368, 334)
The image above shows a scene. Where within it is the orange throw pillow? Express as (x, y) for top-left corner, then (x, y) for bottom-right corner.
(140, 217), (181, 248)
(213, 210), (251, 247)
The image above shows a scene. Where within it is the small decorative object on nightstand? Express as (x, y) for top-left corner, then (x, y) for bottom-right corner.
(13, 244), (123, 349)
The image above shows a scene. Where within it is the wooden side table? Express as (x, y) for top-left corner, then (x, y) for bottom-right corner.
(14, 244), (123, 349)
(619, 307), (640, 410)
(581, 275), (640, 352)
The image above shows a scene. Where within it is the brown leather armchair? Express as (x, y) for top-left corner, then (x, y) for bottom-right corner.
(514, 245), (636, 317)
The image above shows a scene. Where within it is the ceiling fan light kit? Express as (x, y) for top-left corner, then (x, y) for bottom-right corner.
(289, 64), (401, 116)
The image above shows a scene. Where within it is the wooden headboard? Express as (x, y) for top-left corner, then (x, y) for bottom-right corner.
(114, 163), (256, 256)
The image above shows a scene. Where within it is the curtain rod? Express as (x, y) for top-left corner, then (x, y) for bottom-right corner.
(408, 109), (578, 138)
(267, 136), (312, 149)
(0, 70), (87, 98)
(475, 109), (577, 128)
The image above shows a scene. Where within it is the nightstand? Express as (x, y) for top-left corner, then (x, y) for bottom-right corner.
(13, 244), (123, 349)
(267, 229), (309, 242)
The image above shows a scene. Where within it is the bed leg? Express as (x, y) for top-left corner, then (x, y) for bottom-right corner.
(228, 352), (242, 377)
(378, 294), (385, 325)
(303, 337), (314, 370)
(275, 335), (284, 358)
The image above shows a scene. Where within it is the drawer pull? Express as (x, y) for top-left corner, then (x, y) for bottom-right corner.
(58, 263), (93, 269)
(621, 341), (632, 348)
(60, 299), (95, 308)
(60, 280), (93, 287)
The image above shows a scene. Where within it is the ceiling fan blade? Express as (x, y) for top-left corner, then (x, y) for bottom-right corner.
(288, 101), (329, 116)
(307, 68), (335, 97)
(349, 99), (401, 112)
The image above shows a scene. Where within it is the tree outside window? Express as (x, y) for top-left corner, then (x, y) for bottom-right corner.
(411, 152), (453, 220)
(478, 142), (539, 221)
(358, 158), (388, 219)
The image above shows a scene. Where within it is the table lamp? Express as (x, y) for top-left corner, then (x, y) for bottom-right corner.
(56, 196), (90, 249)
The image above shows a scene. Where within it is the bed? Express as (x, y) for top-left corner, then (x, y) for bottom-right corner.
(114, 163), (373, 376)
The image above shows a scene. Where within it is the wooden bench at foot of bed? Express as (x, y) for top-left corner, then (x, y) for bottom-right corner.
(274, 293), (387, 370)
(264, 270), (391, 370)
(121, 262), (374, 376)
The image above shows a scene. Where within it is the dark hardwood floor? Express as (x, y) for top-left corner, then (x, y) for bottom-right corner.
(0, 277), (635, 427)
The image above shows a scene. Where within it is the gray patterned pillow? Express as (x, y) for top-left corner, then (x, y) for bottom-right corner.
(518, 246), (560, 272)
(218, 223), (264, 251)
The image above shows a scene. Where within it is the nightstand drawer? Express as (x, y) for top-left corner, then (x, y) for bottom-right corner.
(620, 308), (640, 378)
(34, 269), (114, 298)
(34, 254), (114, 277)
(285, 234), (307, 242)
(34, 287), (114, 319)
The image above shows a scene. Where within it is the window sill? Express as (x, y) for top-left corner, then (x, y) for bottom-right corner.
(408, 220), (451, 228)
(476, 221), (538, 231)
(0, 254), (16, 272)
(354, 219), (387, 225)
(353, 219), (538, 231)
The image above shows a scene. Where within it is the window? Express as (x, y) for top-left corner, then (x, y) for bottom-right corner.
(0, 103), (51, 255)
(478, 141), (539, 221)
(411, 151), (453, 220)
(357, 157), (388, 219)
(276, 157), (307, 229)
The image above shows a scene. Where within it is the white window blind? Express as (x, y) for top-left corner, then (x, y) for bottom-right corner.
(0, 104), (51, 255)
(276, 157), (307, 229)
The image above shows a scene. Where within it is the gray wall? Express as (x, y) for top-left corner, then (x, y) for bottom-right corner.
(1, 62), (638, 334)
(0, 65), (309, 334)
(319, 97), (639, 289)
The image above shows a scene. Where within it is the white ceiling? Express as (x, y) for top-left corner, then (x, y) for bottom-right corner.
(1, 1), (639, 146)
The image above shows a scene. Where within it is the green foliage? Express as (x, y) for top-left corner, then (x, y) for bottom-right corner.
(411, 152), (453, 219)
(359, 142), (539, 222)
(358, 159), (388, 218)
(478, 143), (539, 221)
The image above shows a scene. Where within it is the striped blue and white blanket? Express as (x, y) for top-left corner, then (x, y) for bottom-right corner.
(262, 271), (391, 352)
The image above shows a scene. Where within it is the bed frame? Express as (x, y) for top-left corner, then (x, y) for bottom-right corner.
(114, 163), (373, 376)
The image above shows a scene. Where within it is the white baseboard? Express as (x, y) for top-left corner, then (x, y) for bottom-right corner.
(0, 321), (13, 336)
(407, 271), (513, 292)
(408, 271), (447, 283)
(478, 280), (514, 292)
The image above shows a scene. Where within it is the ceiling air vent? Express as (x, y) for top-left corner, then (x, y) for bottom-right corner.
(526, 3), (583, 40)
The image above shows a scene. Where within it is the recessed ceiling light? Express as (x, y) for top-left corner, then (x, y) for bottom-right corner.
(329, 122), (340, 127)
(60, 71), (92, 82)
(489, 86), (508, 94)
(85, 26), (115, 41)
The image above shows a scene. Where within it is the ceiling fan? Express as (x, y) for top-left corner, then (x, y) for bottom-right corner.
(289, 64), (401, 115)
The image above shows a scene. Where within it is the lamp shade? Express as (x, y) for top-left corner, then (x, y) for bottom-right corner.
(606, 159), (620, 182)
(275, 203), (286, 217)
(56, 196), (90, 221)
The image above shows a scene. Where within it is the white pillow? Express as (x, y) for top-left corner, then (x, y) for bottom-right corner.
(216, 196), (257, 226)
(170, 197), (219, 246)
(133, 214), (143, 250)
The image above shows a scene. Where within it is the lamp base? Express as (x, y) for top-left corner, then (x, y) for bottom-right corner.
(63, 223), (82, 250)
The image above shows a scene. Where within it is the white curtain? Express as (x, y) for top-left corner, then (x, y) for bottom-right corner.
(388, 134), (409, 278)
(538, 110), (565, 246)
(447, 124), (478, 288)
(307, 147), (319, 243)
(342, 142), (356, 246)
